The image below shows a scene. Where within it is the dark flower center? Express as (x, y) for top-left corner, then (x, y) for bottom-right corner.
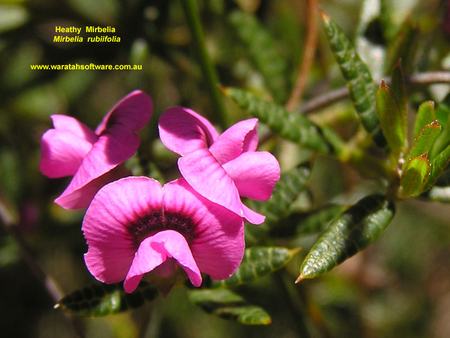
(128, 209), (195, 244)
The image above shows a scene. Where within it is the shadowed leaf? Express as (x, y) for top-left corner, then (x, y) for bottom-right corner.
(188, 289), (272, 325)
(229, 10), (288, 103)
(56, 282), (159, 317)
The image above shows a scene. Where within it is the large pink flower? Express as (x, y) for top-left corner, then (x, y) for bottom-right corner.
(158, 107), (280, 224)
(82, 176), (244, 294)
(39, 90), (152, 209)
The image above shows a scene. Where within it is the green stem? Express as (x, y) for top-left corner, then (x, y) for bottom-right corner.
(180, 0), (230, 129)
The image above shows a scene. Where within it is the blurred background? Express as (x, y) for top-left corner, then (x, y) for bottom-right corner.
(1, 0), (450, 337)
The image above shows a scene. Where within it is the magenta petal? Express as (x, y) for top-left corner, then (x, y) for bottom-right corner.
(222, 151), (280, 200)
(209, 118), (258, 164)
(124, 230), (201, 293)
(83, 177), (164, 284)
(51, 115), (98, 144)
(242, 204), (266, 225)
(39, 129), (95, 178)
(164, 179), (245, 280)
(95, 90), (153, 135)
(158, 107), (219, 155)
(178, 148), (244, 218)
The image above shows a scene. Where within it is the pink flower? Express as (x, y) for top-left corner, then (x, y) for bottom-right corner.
(39, 90), (152, 209)
(82, 176), (244, 294)
(158, 107), (280, 224)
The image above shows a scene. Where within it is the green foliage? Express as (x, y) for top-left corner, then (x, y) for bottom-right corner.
(223, 87), (330, 153)
(406, 121), (441, 163)
(57, 282), (159, 317)
(298, 195), (395, 281)
(245, 164), (312, 245)
(399, 155), (430, 198)
(188, 289), (271, 325)
(321, 11), (386, 148)
(228, 10), (289, 103)
(414, 101), (436, 139)
(376, 80), (406, 159)
(210, 247), (299, 288)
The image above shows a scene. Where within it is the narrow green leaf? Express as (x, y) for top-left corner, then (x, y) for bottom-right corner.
(399, 154), (430, 198)
(229, 10), (288, 103)
(210, 247), (299, 288)
(376, 80), (406, 158)
(321, 11), (386, 148)
(405, 121), (441, 164)
(297, 195), (395, 281)
(223, 87), (330, 153)
(245, 164), (312, 245)
(385, 18), (419, 74)
(430, 94), (450, 159)
(414, 101), (436, 139)
(423, 144), (450, 191)
(56, 282), (159, 317)
(188, 289), (272, 325)
(390, 60), (407, 138)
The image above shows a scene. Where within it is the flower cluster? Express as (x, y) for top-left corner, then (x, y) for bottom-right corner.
(40, 91), (280, 294)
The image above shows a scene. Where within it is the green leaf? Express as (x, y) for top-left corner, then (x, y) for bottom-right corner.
(210, 247), (299, 288)
(405, 120), (441, 164)
(423, 144), (450, 191)
(229, 10), (288, 103)
(222, 87), (330, 153)
(414, 101), (436, 139)
(245, 164), (312, 245)
(431, 94), (450, 159)
(376, 80), (406, 158)
(56, 282), (159, 317)
(297, 195), (395, 281)
(385, 18), (419, 74)
(321, 11), (386, 148)
(390, 61), (407, 137)
(399, 154), (430, 198)
(188, 289), (271, 325)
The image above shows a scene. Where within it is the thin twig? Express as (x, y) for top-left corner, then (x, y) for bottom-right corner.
(299, 71), (450, 114)
(285, 0), (319, 111)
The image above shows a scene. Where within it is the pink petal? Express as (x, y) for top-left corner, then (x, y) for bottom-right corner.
(124, 230), (201, 293)
(158, 107), (219, 155)
(39, 129), (95, 178)
(177, 148), (244, 218)
(242, 204), (266, 225)
(164, 179), (245, 280)
(82, 177), (164, 283)
(56, 124), (141, 209)
(95, 90), (153, 135)
(209, 118), (259, 164)
(51, 115), (98, 144)
(222, 151), (280, 200)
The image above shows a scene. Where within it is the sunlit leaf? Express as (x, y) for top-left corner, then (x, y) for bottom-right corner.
(423, 144), (450, 191)
(399, 154), (430, 198)
(222, 87), (330, 153)
(188, 289), (272, 325)
(56, 282), (159, 317)
(229, 10), (289, 103)
(245, 164), (312, 245)
(414, 101), (436, 139)
(210, 247), (299, 288)
(321, 11), (386, 148)
(431, 94), (450, 159)
(297, 195), (395, 281)
(405, 121), (441, 164)
(376, 80), (406, 159)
